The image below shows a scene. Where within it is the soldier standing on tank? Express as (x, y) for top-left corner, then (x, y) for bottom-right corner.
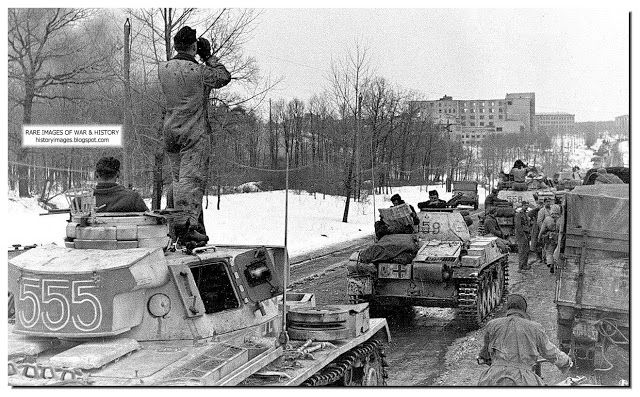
(159, 26), (231, 244)
(514, 201), (531, 271)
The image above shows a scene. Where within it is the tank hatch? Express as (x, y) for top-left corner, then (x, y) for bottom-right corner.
(8, 244), (168, 338)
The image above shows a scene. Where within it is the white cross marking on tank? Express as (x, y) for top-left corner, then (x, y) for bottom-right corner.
(392, 265), (407, 278)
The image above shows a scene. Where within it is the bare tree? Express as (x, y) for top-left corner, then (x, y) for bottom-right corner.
(329, 43), (370, 222)
(8, 8), (115, 196)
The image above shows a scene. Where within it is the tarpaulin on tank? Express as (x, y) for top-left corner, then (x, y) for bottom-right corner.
(358, 234), (419, 265)
(565, 185), (628, 237)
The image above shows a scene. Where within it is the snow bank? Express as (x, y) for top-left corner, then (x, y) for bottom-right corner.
(7, 184), (474, 256)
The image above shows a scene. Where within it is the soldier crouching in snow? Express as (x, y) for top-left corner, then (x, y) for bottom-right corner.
(158, 26), (231, 244)
(477, 294), (572, 386)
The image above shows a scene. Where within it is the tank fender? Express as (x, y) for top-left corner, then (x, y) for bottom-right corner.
(452, 267), (480, 279)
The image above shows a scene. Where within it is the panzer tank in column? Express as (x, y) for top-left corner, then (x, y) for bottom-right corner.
(347, 207), (508, 329)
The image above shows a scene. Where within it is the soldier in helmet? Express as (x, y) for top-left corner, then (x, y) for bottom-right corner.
(477, 294), (572, 386)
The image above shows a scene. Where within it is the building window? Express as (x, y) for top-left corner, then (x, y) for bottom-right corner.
(489, 115), (494, 119)
(489, 122), (494, 126)
(489, 109), (494, 113)
(496, 127), (503, 132)
(480, 122), (484, 126)
(470, 115), (475, 119)
(470, 122), (475, 126)
(480, 115), (484, 119)
(499, 108), (503, 113)
(507, 101), (512, 105)
(499, 115), (503, 119)
(471, 109), (475, 113)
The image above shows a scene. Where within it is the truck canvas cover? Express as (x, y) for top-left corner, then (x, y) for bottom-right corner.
(557, 184), (629, 313)
(564, 184), (628, 247)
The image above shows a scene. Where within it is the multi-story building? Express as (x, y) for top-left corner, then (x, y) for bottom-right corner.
(614, 114), (629, 136)
(411, 92), (535, 146)
(535, 112), (575, 135)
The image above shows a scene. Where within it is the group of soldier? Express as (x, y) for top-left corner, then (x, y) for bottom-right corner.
(84, 26), (577, 388)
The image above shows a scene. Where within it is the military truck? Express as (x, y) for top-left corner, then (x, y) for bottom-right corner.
(347, 208), (508, 329)
(8, 205), (390, 386)
(582, 167), (630, 185)
(452, 181), (479, 210)
(555, 185), (629, 369)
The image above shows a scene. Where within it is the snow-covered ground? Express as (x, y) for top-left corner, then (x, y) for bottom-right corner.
(7, 184), (486, 256)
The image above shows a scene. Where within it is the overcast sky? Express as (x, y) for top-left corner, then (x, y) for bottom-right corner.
(242, 8), (629, 122)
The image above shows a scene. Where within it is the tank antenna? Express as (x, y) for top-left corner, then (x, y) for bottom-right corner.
(279, 146), (290, 346)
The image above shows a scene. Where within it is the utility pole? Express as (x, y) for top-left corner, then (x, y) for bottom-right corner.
(122, 18), (132, 188)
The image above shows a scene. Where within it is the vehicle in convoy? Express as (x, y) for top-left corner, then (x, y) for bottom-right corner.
(452, 181), (479, 210)
(347, 207), (508, 329)
(555, 184), (629, 369)
(479, 182), (556, 252)
(582, 167), (630, 185)
(7, 198), (390, 386)
(554, 171), (582, 191)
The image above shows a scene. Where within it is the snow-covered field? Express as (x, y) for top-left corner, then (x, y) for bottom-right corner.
(7, 184), (486, 256)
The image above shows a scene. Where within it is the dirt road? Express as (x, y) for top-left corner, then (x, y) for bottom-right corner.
(290, 248), (630, 386)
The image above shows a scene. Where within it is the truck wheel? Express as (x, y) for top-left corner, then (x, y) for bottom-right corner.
(557, 318), (573, 353)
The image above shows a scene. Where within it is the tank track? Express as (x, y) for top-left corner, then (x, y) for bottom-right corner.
(456, 256), (509, 329)
(301, 339), (388, 386)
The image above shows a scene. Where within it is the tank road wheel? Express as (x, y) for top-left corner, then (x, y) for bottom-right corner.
(302, 340), (387, 387)
(359, 342), (387, 386)
(492, 259), (508, 307)
(457, 260), (508, 329)
(361, 355), (384, 386)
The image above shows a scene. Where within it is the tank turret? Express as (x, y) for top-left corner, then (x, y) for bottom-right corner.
(8, 208), (390, 386)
